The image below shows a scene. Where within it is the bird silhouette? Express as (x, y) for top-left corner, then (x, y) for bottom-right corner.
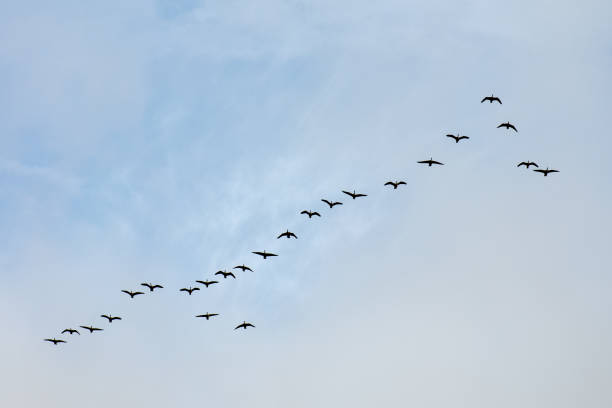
(321, 199), (343, 208)
(342, 190), (367, 199)
(180, 287), (200, 295)
(234, 321), (255, 330)
(277, 230), (298, 239)
(446, 133), (469, 143)
(233, 265), (253, 272)
(497, 122), (518, 132)
(141, 283), (163, 292)
(61, 328), (79, 335)
(80, 325), (103, 333)
(384, 181), (406, 189)
(196, 313), (219, 320)
(300, 210), (321, 218)
(481, 94), (502, 104)
(533, 167), (559, 176)
(121, 290), (144, 298)
(418, 158), (444, 167)
(196, 279), (219, 287)
(215, 270), (236, 279)
(101, 314), (122, 323)
(44, 338), (66, 345)
(517, 161), (538, 168)
(252, 250), (278, 259)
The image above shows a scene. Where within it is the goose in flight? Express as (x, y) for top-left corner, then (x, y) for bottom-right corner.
(342, 190), (367, 199)
(533, 167), (559, 176)
(321, 199), (343, 208)
(446, 133), (469, 143)
(481, 94), (502, 104)
(101, 314), (122, 323)
(418, 158), (444, 167)
(252, 250), (278, 259)
(234, 321), (255, 330)
(141, 283), (163, 292)
(215, 270), (236, 279)
(497, 122), (518, 132)
(44, 338), (66, 345)
(384, 181), (406, 189)
(233, 264), (253, 272)
(277, 229), (298, 239)
(180, 287), (200, 295)
(196, 313), (219, 320)
(196, 279), (219, 287)
(80, 325), (103, 333)
(300, 210), (321, 218)
(61, 328), (80, 335)
(121, 290), (144, 298)
(517, 161), (538, 168)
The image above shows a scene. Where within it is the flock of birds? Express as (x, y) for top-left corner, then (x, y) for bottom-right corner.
(44, 94), (559, 345)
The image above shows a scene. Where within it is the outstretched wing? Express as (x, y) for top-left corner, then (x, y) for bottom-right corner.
(384, 181), (395, 186)
(289, 232), (298, 239)
(332, 202), (343, 206)
(180, 288), (189, 292)
(431, 160), (444, 165)
(517, 162), (527, 167)
(267, 252), (278, 257)
(497, 123), (505, 128)
(509, 124), (517, 132)
(121, 290), (131, 296)
(300, 210), (309, 215)
(252, 251), (264, 257)
(458, 136), (469, 140)
(141, 283), (152, 289)
(548, 169), (559, 173)
(234, 323), (244, 330)
(246, 323), (255, 328)
(533, 169), (545, 174)
(321, 199), (332, 206)
(417, 160), (429, 164)
(341, 190), (354, 197)
(397, 181), (406, 185)
(312, 211), (321, 217)
(277, 232), (286, 239)
(355, 193), (367, 198)
(101, 315), (110, 320)
(493, 97), (502, 104)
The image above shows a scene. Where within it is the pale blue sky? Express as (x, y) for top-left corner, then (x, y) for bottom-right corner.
(1, 1), (612, 407)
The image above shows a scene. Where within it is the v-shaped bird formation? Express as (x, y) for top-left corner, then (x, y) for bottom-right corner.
(44, 94), (559, 345)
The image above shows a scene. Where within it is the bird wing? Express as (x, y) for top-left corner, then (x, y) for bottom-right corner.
(417, 160), (429, 164)
(480, 97), (488, 103)
(321, 199), (332, 206)
(101, 315), (110, 320)
(61, 329), (70, 334)
(497, 123), (504, 128)
(431, 160), (444, 165)
(277, 232), (286, 239)
(446, 134), (457, 139)
(384, 181), (394, 186)
(300, 210), (309, 215)
(533, 169), (545, 174)
(517, 162), (526, 167)
(44, 338), (55, 342)
(113, 317), (122, 320)
(289, 232), (297, 238)
(228, 273), (236, 278)
(193, 287), (201, 290)
(252, 251), (265, 256)
(458, 136), (469, 140)
(92, 327), (103, 331)
(140, 283), (152, 289)
(214, 271), (224, 275)
(153, 285), (163, 289)
(234, 324), (244, 330)
(333, 202), (343, 206)
(312, 212), (321, 217)
(549, 169), (559, 173)
(494, 97), (502, 104)
(342, 190), (354, 197)
(195, 280), (206, 285)
(509, 124), (517, 132)
(398, 181), (406, 185)
(531, 163), (539, 168)
(134, 291), (144, 296)
(267, 252), (278, 257)
(180, 288), (188, 292)
(210, 313), (219, 317)
(121, 290), (131, 295)
(355, 193), (367, 197)
(246, 323), (255, 328)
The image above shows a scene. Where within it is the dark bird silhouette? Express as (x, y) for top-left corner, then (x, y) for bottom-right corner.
(44, 338), (66, 345)
(418, 158), (444, 167)
(252, 250), (278, 259)
(61, 328), (79, 335)
(321, 199), (343, 208)
(121, 290), (144, 298)
(497, 122), (518, 132)
(342, 190), (367, 199)
(101, 314), (122, 323)
(533, 167), (559, 176)
(215, 270), (236, 279)
(384, 181), (407, 189)
(234, 321), (255, 330)
(233, 264), (253, 272)
(517, 161), (538, 168)
(481, 94), (502, 104)
(141, 282), (163, 292)
(196, 279), (219, 287)
(180, 287), (200, 295)
(196, 313), (219, 320)
(446, 133), (469, 143)
(300, 210), (321, 218)
(80, 325), (103, 333)
(277, 229), (297, 239)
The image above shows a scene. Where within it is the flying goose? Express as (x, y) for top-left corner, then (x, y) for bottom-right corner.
(533, 168), (559, 176)
(180, 287), (200, 295)
(300, 210), (321, 218)
(215, 270), (236, 279)
(277, 230), (298, 239)
(80, 325), (103, 333)
(233, 265), (253, 272)
(384, 181), (406, 189)
(321, 199), (343, 208)
(196, 313), (219, 320)
(234, 321), (255, 330)
(517, 161), (538, 168)
(196, 279), (219, 287)
(446, 133), (469, 143)
(141, 283), (163, 292)
(252, 250), (278, 259)
(44, 338), (66, 345)
(101, 314), (122, 323)
(417, 158), (444, 166)
(497, 122), (518, 132)
(342, 190), (367, 199)
(61, 328), (80, 335)
(121, 290), (144, 299)
(481, 94), (502, 104)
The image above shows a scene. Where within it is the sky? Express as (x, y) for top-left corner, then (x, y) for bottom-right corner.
(1, 0), (612, 406)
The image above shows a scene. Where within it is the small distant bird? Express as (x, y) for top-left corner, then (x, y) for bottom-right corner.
(533, 167), (559, 177)
(277, 229), (298, 239)
(196, 313), (219, 320)
(252, 250), (278, 259)
(61, 328), (80, 335)
(44, 338), (66, 345)
(196, 280), (219, 287)
(384, 181), (406, 189)
(141, 283), (163, 292)
(446, 133), (469, 143)
(233, 265), (253, 272)
(101, 314), (122, 323)
(481, 94), (502, 104)
(517, 161), (538, 168)
(80, 325), (103, 333)
(180, 287), (200, 295)
(300, 210), (321, 218)
(121, 290), (144, 299)
(234, 321), (255, 330)
(342, 190), (367, 199)
(418, 158), (444, 167)
(497, 122), (518, 132)
(215, 270), (236, 279)
(321, 199), (343, 208)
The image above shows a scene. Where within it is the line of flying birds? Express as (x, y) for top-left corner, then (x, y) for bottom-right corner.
(44, 94), (559, 345)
